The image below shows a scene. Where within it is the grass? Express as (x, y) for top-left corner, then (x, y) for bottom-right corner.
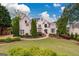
(0, 37), (79, 56)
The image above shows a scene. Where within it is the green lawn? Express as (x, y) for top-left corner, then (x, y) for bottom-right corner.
(0, 37), (79, 56)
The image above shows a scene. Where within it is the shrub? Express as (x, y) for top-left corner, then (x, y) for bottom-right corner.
(59, 34), (71, 40)
(0, 39), (5, 42)
(70, 33), (74, 39)
(39, 48), (57, 56)
(74, 33), (78, 40)
(37, 32), (43, 36)
(49, 34), (57, 37)
(4, 37), (13, 43)
(8, 47), (34, 56)
(29, 47), (57, 56)
(75, 36), (79, 41)
(13, 37), (21, 41)
(8, 47), (57, 56)
(8, 47), (22, 56)
(25, 33), (31, 38)
(25, 33), (29, 36)
(0, 37), (21, 43)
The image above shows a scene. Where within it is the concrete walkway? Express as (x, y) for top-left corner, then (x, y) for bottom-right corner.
(21, 35), (49, 40)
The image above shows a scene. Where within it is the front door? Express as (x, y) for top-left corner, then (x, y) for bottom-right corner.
(44, 29), (48, 34)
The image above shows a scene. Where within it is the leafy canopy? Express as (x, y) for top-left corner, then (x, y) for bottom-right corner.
(0, 4), (11, 27)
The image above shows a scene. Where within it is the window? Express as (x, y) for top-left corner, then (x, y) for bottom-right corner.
(51, 29), (55, 33)
(25, 20), (27, 23)
(25, 20), (29, 26)
(67, 27), (69, 32)
(20, 30), (24, 35)
(38, 24), (41, 28)
(44, 24), (47, 28)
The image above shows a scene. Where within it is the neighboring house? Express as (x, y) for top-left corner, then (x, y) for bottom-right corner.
(19, 13), (31, 36)
(19, 13), (57, 36)
(68, 21), (79, 35)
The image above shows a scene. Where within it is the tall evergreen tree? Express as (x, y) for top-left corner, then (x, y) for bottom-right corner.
(57, 16), (68, 35)
(56, 4), (72, 35)
(0, 4), (11, 35)
(57, 3), (79, 35)
(62, 3), (79, 22)
(31, 19), (38, 37)
(12, 16), (20, 36)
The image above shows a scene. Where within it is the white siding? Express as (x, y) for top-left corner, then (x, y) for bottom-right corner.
(19, 14), (31, 35)
(37, 18), (57, 35)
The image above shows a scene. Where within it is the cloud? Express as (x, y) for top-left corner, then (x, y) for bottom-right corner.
(52, 14), (57, 21)
(40, 11), (49, 17)
(45, 5), (50, 8)
(53, 14), (56, 18)
(40, 11), (57, 22)
(1, 3), (30, 18)
(61, 6), (65, 12)
(58, 15), (61, 18)
(53, 3), (61, 7)
(52, 14), (61, 22)
(40, 11), (50, 20)
(16, 4), (30, 13)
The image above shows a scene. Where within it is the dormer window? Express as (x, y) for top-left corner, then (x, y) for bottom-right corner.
(25, 20), (27, 23)
(25, 20), (29, 26)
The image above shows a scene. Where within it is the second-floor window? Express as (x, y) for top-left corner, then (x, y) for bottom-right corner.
(44, 24), (47, 28)
(51, 29), (55, 33)
(38, 24), (41, 28)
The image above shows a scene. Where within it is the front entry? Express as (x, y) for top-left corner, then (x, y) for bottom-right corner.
(44, 29), (48, 34)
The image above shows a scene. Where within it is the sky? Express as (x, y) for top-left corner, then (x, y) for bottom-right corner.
(1, 3), (67, 21)
(19, 3), (66, 21)
(23, 3), (65, 17)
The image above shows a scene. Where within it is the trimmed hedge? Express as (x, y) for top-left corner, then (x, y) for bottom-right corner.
(8, 47), (57, 56)
(0, 37), (21, 43)
(4, 37), (13, 43)
(13, 37), (21, 41)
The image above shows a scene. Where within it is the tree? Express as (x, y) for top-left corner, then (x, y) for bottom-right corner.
(0, 4), (11, 35)
(57, 16), (68, 35)
(56, 3), (79, 35)
(62, 4), (79, 22)
(56, 4), (70, 35)
(31, 19), (38, 37)
(12, 16), (20, 36)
